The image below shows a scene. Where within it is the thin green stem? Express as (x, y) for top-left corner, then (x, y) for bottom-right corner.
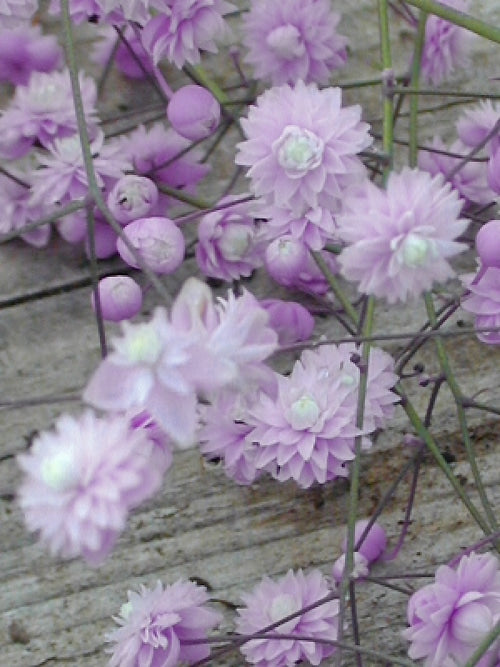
(463, 622), (500, 667)
(424, 293), (498, 532)
(86, 205), (107, 358)
(310, 251), (359, 327)
(378, 0), (394, 178)
(156, 183), (211, 209)
(0, 199), (87, 244)
(187, 64), (229, 104)
(409, 11), (428, 167)
(403, 0), (500, 44)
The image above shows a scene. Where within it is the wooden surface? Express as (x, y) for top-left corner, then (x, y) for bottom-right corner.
(1, 2), (500, 666)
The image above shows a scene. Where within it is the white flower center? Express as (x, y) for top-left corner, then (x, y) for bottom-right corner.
(290, 394), (320, 430)
(119, 601), (133, 620)
(269, 593), (300, 629)
(41, 449), (79, 492)
(391, 232), (437, 268)
(273, 125), (324, 178)
(120, 182), (151, 211)
(56, 136), (83, 163)
(340, 373), (356, 386)
(219, 225), (252, 260)
(32, 83), (61, 112)
(266, 24), (305, 60)
(114, 323), (164, 365)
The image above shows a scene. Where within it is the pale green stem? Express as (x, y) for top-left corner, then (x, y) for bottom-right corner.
(378, 0), (394, 178)
(409, 11), (428, 167)
(188, 64), (229, 104)
(424, 293), (498, 532)
(0, 199), (87, 244)
(310, 251), (359, 327)
(404, 0), (500, 43)
(156, 183), (212, 209)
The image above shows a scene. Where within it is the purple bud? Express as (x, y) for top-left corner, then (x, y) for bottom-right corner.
(265, 235), (308, 286)
(475, 220), (500, 269)
(487, 148), (500, 195)
(117, 216), (185, 274)
(341, 520), (387, 564)
(85, 221), (118, 259)
(107, 175), (159, 225)
(91, 275), (143, 322)
(260, 299), (314, 345)
(57, 211), (87, 243)
(167, 85), (221, 142)
(332, 552), (369, 584)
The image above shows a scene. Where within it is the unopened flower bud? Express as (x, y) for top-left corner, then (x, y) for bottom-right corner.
(487, 148), (500, 195)
(91, 275), (143, 322)
(265, 235), (308, 286)
(475, 219), (500, 269)
(260, 299), (314, 345)
(341, 519), (387, 564)
(108, 175), (159, 225)
(167, 85), (221, 142)
(85, 221), (118, 259)
(117, 216), (185, 274)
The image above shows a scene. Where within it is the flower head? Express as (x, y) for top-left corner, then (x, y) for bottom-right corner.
(0, 0), (37, 28)
(117, 216), (185, 275)
(461, 267), (500, 344)
(167, 84), (220, 141)
(92, 276), (143, 322)
(242, 0), (347, 86)
(235, 81), (371, 218)
(420, 0), (475, 86)
(0, 25), (62, 85)
(457, 100), (500, 153)
(403, 552), (500, 667)
(106, 579), (222, 666)
(338, 168), (469, 304)
(235, 568), (339, 666)
(17, 411), (172, 565)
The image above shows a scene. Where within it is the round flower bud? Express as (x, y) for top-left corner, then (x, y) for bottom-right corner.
(107, 175), (159, 226)
(260, 299), (314, 346)
(85, 221), (118, 259)
(91, 275), (143, 322)
(167, 85), (221, 142)
(117, 216), (185, 275)
(265, 235), (308, 286)
(487, 147), (500, 195)
(341, 519), (387, 564)
(475, 220), (500, 269)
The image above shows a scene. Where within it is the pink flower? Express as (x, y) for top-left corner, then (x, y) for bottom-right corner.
(0, 69), (98, 159)
(106, 579), (222, 666)
(242, 0), (347, 86)
(0, 0), (37, 27)
(457, 100), (500, 153)
(247, 343), (396, 488)
(403, 552), (500, 667)
(167, 84), (220, 141)
(338, 168), (469, 304)
(92, 276), (143, 322)
(461, 267), (500, 345)
(117, 216), (185, 274)
(235, 569), (339, 666)
(196, 195), (265, 281)
(260, 299), (315, 346)
(107, 175), (159, 226)
(0, 171), (51, 247)
(0, 25), (62, 85)
(420, 0), (475, 86)
(236, 81), (371, 218)
(17, 411), (172, 565)
(141, 0), (235, 68)
(92, 26), (154, 79)
(418, 137), (494, 206)
(341, 519), (387, 564)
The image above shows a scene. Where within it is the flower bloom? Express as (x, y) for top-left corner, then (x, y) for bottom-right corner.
(0, 25), (62, 85)
(196, 195), (265, 281)
(461, 268), (500, 345)
(0, 0), (37, 28)
(17, 411), (172, 565)
(0, 69), (98, 159)
(92, 275), (143, 322)
(242, 0), (347, 86)
(338, 168), (469, 304)
(167, 84), (220, 141)
(247, 343), (397, 488)
(106, 579), (222, 666)
(235, 81), (371, 218)
(117, 216), (185, 275)
(141, 0), (235, 68)
(420, 0), (475, 86)
(402, 552), (500, 667)
(235, 568), (339, 666)
(260, 299), (315, 346)
(457, 100), (500, 154)
(0, 171), (51, 248)
(107, 175), (159, 226)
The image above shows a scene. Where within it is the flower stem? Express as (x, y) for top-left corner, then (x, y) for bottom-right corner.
(310, 251), (359, 327)
(463, 622), (500, 667)
(378, 0), (394, 178)
(408, 11), (428, 167)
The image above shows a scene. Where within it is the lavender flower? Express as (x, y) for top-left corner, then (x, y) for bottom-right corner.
(0, 171), (51, 248)
(17, 411), (172, 565)
(461, 267), (500, 345)
(107, 175), (159, 226)
(92, 276), (143, 322)
(0, 69), (98, 159)
(196, 195), (265, 281)
(403, 552), (500, 667)
(341, 519), (387, 564)
(117, 216), (186, 274)
(0, 0), (37, 28)
(338, 168), (469, 304)
(141, 0), (235, 68)
(242, 0), (347, 86)
(106, 579), (222, 666)
(0, 25), (62, 85)
(167, 84), (221, 141)
(235, 568), (339, 666)
(260, 299), (315, 346)
(420, 0), (475, 86)
(235, 81), (371, 218)
(457, 100), (500, 153)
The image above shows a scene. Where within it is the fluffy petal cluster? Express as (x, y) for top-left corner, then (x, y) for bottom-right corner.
(196, 195), (265, 280)
(0, 25), (62, 85)
(420, 0), (475, 86)
(263, 204), (337, 251)
(247, 343), (397, 488)
(106, 579), (222, 666)
(338, 168), (469, 304)
(403, 552), (500, 667)
(235, 81), (371, 218)
(418, 137), (494, 206)
(17, 411), (172, 565)
(235, 569), (339, 666)
(84, 278), (278, 448)
(0, 69), (98, 160)
(461, 268), (500, 344)
(457, 101), (500, 153)
(0, 0), (37, 27)
(30, 132), (130, 207)
(0, 171), (51, 247)
(242, 0), (347, 86)
(121, 123), (209, 213)
(141, 0), (235, 68)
